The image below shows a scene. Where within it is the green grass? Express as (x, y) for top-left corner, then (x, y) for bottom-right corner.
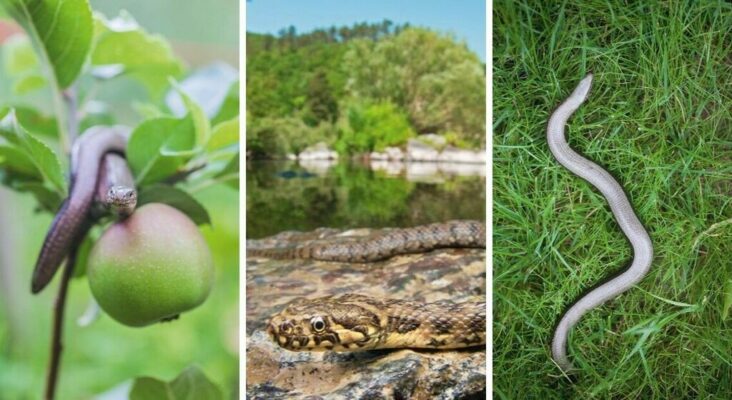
(493, 1), (732, 398)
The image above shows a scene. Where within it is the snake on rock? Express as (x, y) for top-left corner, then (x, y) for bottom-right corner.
(547, 74), (654, 373)
(32, 126), (137, 293)
(267, 294), (486, 351)
(247, 220), (485, 263)
(252, 220), (487, 351)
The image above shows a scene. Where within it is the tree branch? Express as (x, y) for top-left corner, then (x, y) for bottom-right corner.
(63, 86), (80, 147)
(44, 245), (79, 400)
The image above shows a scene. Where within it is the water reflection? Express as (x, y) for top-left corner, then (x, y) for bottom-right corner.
(247, 160), (486, 239)
(370, 160), (485, 179)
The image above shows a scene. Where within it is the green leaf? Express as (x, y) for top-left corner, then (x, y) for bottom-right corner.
(165, 63), (238, 120)
(171, 80), (210, 147)
(0, 144), (39, 177)
(137, 184), (211, 225)
(127, 116), (197, 185)
(169, 367), (223, 400)
(12, 106), (58, 137)
(133, 102), (166, 120)
(72, 233), (96, 278)
(130, 366), (222, 400)
(13, 181), (62, 212)
(92, 11), (185, 99)
(2, 33), (37, 75)
(2, 0), (93, 88)
(0, 141), (64, 212)
(79, 109), (116, 134)
(13, 74), (46, 94)
(723, 279), (732, 320)
(0, 111), (66, 194)
(207, 117), (238, 152)
(215, 152), (238, 190)
(129, 377), (173, 400)
(212, 81), (239, 126)
(1, 33), (47, 94)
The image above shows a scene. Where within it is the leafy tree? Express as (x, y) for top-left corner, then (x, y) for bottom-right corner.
(304, 69), (339, 126)
(343, 28), (485, 146)
(246, 22), (484, 156)
(336, 101), (415, 154)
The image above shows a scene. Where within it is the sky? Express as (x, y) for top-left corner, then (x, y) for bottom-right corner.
(245, 0), (486, 61)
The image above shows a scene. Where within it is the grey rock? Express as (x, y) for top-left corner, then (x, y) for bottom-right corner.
(406, 139), (440, 161)
(438, 146), (486, 164)
(299, 142), (338, 160)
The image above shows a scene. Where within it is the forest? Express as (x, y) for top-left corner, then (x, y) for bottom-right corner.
(246, 20), (486, 158)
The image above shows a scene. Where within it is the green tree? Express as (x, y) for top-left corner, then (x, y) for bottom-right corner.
(304, 69), (339, 126)
(343, 28), (485, 146)
(336, 101), (415, 154)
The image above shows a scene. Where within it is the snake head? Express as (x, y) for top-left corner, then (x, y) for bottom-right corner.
(107, 185), (138, 216)
(266, 295), (385, 352)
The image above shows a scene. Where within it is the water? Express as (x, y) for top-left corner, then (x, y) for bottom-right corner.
(246, 160), (486, 239)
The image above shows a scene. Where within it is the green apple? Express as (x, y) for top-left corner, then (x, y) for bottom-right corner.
(88, 203), (214, 327)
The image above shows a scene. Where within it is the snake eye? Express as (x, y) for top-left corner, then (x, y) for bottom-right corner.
(279, 322), (293, 334)
(310, 316), (325, 332)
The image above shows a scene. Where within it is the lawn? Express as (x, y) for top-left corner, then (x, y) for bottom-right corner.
(493, 1), (732, 398)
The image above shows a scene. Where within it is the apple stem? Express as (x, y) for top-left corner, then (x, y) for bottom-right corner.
(44, 224), (80, 399)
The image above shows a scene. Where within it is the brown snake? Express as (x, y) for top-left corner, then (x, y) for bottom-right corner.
(247, 220), (485, 263)
(268, 294), (486, 351)
(31, 126), (137, 293)
(254, 220), (487, 351)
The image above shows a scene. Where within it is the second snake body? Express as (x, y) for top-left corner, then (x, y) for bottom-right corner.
(247, 220), (485, 263)
(547, 74), (654, 372)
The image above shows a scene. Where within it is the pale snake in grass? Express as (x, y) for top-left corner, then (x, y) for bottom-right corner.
(548, 74), (654, 373)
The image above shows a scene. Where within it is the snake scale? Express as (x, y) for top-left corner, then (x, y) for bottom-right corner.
(248, 220), (485, 263)
(268, 294), (486, 351)
(548, 74), (654, 373)
(255, 220), (487, 351)
(32, 126), (137, 293)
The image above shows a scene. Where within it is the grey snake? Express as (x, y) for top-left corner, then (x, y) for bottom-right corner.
(547, 74), (654, 373)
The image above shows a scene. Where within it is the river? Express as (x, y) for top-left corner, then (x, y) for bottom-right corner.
(246, 159), (486, 239)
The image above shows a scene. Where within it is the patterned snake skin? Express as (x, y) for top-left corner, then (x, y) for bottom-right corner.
(247, 220), (486, 263)
(267, 294), (486, 351)
(254, 220), (486, 352)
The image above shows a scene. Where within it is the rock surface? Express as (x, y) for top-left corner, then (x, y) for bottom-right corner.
(438, 146), (486, 164)
(246, 226), (486, 399)
(406, 138), (441, 161)
(299, 142), (338, 160)
(370, 146), (405, 161)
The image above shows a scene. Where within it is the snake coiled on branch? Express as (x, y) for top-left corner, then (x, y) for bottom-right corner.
(32, 126), (137, 293)
(253, 220), (487, 351)
(547, 74), (654, 373)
